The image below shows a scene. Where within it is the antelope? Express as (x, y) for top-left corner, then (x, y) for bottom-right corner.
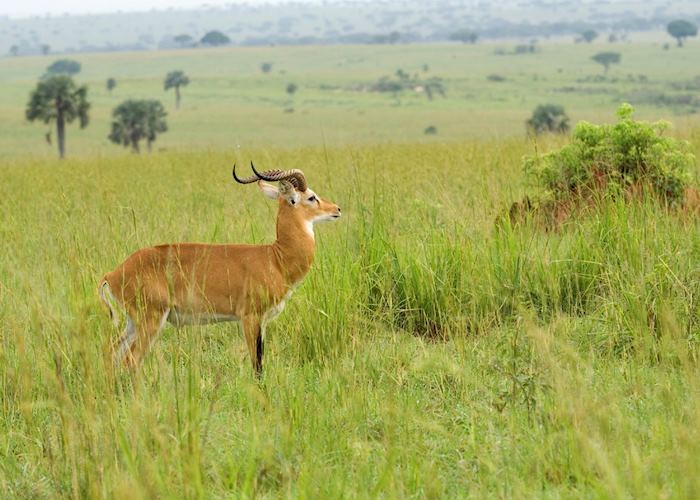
(98, 163), (341, 375)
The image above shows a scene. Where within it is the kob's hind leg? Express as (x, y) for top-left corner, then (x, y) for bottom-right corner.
(124, 308), (171, 369)
(111, 316), (137, 365)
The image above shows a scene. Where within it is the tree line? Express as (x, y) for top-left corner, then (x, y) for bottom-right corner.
(447, 20), (697, 48)
(9, 17), (698, 57)
(25, 63), (192, 158)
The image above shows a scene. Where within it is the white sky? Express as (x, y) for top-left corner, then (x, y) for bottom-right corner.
(1, 0), (308, 19)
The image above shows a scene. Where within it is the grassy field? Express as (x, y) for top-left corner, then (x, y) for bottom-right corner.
(1, 137), (700, 496)
(2, 40), (700, 497)
(2, 41), (700, 158)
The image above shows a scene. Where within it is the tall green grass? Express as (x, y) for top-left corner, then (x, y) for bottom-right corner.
(1, 140), (700, 497)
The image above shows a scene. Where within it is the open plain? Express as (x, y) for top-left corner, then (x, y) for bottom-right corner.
(1, 38), (700, 497)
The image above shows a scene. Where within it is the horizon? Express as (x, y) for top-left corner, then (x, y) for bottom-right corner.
(1, 0), (331, 19)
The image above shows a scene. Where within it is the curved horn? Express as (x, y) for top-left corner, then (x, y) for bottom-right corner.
(232, 162), (259, 184)
(250, 161), (308, 192)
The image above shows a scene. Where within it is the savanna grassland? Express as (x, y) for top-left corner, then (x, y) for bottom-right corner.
(2, 40), (700, 157)
(2, 40), (700, 498)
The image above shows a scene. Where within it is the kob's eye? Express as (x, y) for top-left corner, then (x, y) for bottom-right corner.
(307, 195), (317, 202)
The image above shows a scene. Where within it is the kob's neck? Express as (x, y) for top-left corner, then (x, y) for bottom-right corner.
(272, 202), (316, 285)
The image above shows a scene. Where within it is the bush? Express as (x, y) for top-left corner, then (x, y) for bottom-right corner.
(514, 44), (537, 54)
(46, 59), (81, 76)
(524, 104), (694, 204)
(424, 125), (437, 135)
(448, 30), (478, 44)
(487, 74), (506, 82)
(526, 104), (570, 135)
(371, 78), (404, 93)
(365, 74), (446, 100)
(200, 30), (230, 46)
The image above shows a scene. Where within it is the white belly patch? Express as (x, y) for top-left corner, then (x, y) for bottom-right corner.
(167, 285), (299, 329)
(168, 310), (239, 327)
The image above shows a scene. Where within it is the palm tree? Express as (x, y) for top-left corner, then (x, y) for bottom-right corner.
(164, 70), (190, 109)
(108, 100), (168, 153)
(26, 75), (90, 159)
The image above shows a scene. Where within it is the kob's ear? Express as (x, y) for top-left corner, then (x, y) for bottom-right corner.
(278, 180), (301, 206)
(258, 181), (279, 200)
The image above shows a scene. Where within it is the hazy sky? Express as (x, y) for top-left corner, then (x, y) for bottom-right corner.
(2, 0), (303, 18)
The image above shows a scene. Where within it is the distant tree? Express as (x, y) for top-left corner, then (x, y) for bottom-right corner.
(261, 62), (272, 73)
(395, 68), (409, 81)
(164, 70), (190, 109)
(422, 63), (429, 72)
(40, 44), (50, 55)
(580, 30), (598, 43)
(106, 77), (117, 93)
(108, 100), (167, 153)
(46, 59), (81, 76)
(449, 29), (478, 44)
(591, 51), (621, 74)
(667, 20), (698, 47)
(514, 43), (537, 54)
(26, 75), (89, 159)
(370, 32), (401, 44)
(286, 83), (298, 96)
(9, 45), (19, 56)
(526, 104), (570, 135)
(372, 79), (403, 95)
(174, 34), (193, 47)
(200, 30), (230, 46)
(422, 78), (446, 100)
(608, 33), (618, 43)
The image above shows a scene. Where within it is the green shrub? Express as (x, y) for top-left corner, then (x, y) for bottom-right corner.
(524, 104), (694, 203)
(526, 104), (570, 135)
(487, 74), (506, 82)
(45, 58), (81, 76)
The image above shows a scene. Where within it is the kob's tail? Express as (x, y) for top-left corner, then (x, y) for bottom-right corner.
(98, 280), (121, 328)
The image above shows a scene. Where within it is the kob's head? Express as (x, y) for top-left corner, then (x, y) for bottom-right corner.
(233, 162), (341, 225)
